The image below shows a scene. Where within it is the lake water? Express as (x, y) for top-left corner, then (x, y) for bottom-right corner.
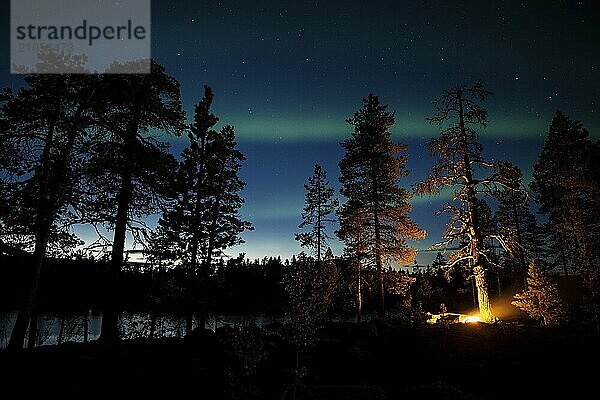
(0, 311), (284, 349)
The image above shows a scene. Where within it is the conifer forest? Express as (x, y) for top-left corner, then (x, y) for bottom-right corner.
(1, 1), (599, 399)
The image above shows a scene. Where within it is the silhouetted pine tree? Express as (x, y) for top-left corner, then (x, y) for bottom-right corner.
(83, 60), (185, 343)
(339, 94), (425, 318)
(531, 111), (600, 279)
(415, 81), (524, 322)
(531, 111), (600, 329)
(153, 86), (252, 334)
(494, 174), (543, 285)
(2, 49), (98, 349)
(295, 164), (339, 261)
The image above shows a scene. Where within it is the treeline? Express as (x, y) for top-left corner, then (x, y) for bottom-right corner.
(0, 252), (412, 319)
(1, 51), (599, 350)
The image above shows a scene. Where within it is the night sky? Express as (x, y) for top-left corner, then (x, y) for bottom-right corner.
(1, 0), (599, 264)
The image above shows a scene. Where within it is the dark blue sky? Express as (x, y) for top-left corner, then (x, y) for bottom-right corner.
(1, 0), (599, 264)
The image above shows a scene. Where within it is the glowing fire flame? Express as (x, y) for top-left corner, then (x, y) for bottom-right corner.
(462, 315), (480, 323)
(426, 313), (481, 324)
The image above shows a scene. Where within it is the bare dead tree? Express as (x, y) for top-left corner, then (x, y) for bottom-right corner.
(415, 81), (525, 322)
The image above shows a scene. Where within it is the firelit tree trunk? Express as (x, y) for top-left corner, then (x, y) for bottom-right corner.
(474, 266), (494, 322)
(459, 94), (495, 323)
(468, 224), (495, 321)
(465, 187), (494, 322)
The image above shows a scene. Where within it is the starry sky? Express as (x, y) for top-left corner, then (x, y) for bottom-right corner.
(1, 0), (599, 265)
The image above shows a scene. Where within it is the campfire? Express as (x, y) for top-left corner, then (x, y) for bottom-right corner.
(426, 312), (481, 325)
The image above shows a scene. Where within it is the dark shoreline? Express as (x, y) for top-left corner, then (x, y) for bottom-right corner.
(2, 321), (597, 400)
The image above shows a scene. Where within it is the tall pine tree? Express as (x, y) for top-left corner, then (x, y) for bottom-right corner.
(3, 49), (98, 349)
(84, 60), (185, 343)
(153, 86), (252, 334)
(531, 111), (600, 279)
(295, 164), (339, 261)
(339, 94), (425, 318)
(531, 111), (600, 327)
